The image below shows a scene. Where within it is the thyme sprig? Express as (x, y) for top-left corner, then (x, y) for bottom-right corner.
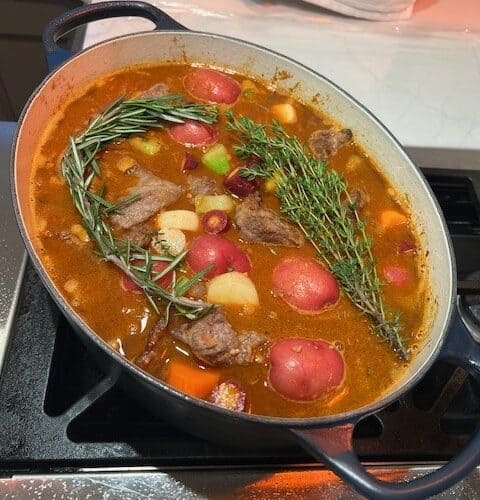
(227, 112), (408, 359)
(61, 96), (218, 321)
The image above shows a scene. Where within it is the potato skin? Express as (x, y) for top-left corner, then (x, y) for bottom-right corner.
(269, 338), (345, 401)
(382, 263), (413, 287)
(187, 234), (251, 278)
(184, 69), (241, 104)
(168, 120), (218, 147)
(272, 256), (339, 313)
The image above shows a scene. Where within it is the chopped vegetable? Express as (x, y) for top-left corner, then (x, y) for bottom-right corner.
(397, 239), (417, 254)
(202, 144), (231, 175)
(187, 235), (251, 278)
(263, 177), (277, 193)
(209, 380), (247, 411)
(201, 210), (229, 234)
(64, 279), (79, 294)
(382, 264), (414, 287)
(269, 338), (345, 401)
(70, 223), (90, 243)
(270, 103), (297, 124)
(206, 271), (259, 310)
(241, 79), (258, 93)
(184, 69), (241, 104)
(155, 210), (200, 232)
(167, 358), (221, 398)
(151, 228), (186, 256)
(195, 194), (235, 214)
(121, 261), (173, 293)
(168, 121), (218, 147)
(380, 209), (407, 230)
(272, 256), (339, 314)
(262, 170), (285, 194)
(117, 156), (137, 172)
(182, 153), (199, 171)
(223, 167), (257, 197)
(129, 136), (163, 155)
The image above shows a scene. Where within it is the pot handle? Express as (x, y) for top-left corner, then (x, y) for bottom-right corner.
(292, 312), (480, 499)
(43, 1), (187, 71)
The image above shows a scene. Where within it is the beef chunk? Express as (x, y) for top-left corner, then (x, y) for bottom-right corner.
(349, 188), (369, 210)
(110, 167), (183, 230)
(187, 281), (207, 300)
(139, 83), (169, 98)
(308, 128), (353, 159)
(235, 192), (304, 247)
(124, 223), (152, 248)
(172, 307), (268, 366)
(187, 174), (217, 199)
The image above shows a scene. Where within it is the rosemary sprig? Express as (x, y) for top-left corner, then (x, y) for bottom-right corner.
(61, 96), (218, 321)
(227, 112), (408, 359)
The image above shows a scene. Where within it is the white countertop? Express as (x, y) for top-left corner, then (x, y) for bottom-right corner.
(84, 0), (480, 150)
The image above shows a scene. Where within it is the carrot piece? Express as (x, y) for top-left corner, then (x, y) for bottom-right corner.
(166, 358), (220, 399)
(380, 209), (407, 230)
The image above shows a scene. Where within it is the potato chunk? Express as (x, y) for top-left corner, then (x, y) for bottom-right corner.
(155, 210), (199, 232)
(206, 272), (259, 312)
(270, 103), (297, 124)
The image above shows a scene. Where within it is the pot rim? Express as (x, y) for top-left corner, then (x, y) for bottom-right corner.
(11, 28), (456, 429)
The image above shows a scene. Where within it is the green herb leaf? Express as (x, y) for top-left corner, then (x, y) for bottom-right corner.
(61, 96), (217, 324)
(227, 110), (408, 360)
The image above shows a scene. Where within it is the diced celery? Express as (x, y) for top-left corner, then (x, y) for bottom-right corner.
(201, 144), (230, 175)
(195, 194), (235, 214)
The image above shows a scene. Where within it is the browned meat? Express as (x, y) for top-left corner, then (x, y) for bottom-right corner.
(124, 223), (153, 247)
(308, 128), (353, 159)
(187, 174), (217, 199)
(235, 192), (304, 247)
(187, 281), (207, 300)
(136, 318), (167, 369)
(110, 167), (183, 230)
(172, 307), (268, 366)
(139, 83), (169, 98)
(349, 188), (369, 211)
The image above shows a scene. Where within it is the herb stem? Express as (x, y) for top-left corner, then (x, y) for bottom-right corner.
(227, 111), (408, 359)
(61, 96), (218, 322)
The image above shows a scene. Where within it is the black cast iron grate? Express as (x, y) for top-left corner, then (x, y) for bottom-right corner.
(1, 169), (480, 475)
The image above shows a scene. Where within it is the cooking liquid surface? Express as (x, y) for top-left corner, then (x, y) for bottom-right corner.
(31, 64), (429, 418)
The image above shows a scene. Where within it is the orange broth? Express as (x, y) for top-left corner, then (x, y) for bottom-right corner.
(30, 64), (429, 418)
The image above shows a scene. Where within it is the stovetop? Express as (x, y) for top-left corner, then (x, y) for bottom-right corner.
(1, 121), (480, 497)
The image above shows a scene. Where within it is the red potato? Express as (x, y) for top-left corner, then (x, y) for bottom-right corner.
(187, 234), (251, 279)
(382, 264), (414, 287)
(269, 338), (345, 401)
(168, 121), (218, 147)
(272, 256), (339, 313)
(184, 69), (241, 104)
(121, 261), (173, 293)
(223, 167), (258, 198)
(209, 380), (247, 411)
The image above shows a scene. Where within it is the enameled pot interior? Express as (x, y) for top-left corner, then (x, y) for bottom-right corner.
(13, 31), (455, 425)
